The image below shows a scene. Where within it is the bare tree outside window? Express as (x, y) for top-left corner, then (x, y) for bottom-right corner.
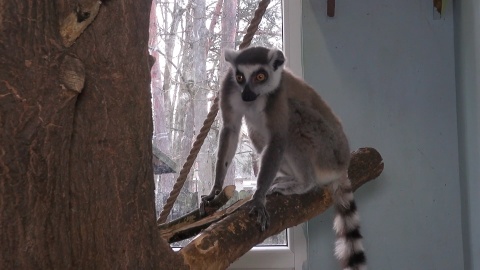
(149, 0), (285, 247)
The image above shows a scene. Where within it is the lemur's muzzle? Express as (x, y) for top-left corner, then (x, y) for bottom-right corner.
(242, 85), (258, 102)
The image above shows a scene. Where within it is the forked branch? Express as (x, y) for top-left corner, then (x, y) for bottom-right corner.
(177, 147), (384, 270)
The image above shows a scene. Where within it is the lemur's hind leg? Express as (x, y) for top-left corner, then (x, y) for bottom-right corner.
(268, 144), (318, 195)
(269, 177), (314, 195)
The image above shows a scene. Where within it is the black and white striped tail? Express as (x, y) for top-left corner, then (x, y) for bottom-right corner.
(332, 176), (367, 270)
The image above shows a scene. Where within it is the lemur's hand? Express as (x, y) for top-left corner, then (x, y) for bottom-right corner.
(199, 188), (221, 216)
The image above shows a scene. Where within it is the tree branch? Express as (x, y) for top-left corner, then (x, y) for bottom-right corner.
(158, 185), (236, 243)
(179, 147), (384, 270)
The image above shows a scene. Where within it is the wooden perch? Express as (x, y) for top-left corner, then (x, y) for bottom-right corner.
(158, 185), (236, 243)
(178, 147), (384, 270)
(161, 195), (253, 243)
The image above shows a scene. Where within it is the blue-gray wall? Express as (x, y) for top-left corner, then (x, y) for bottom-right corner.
(454, 0), (480, 269)
(302, 0), (466, 269)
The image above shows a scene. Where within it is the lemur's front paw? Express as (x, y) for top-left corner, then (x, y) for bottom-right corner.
(249, 199), (270, 231)
(200, 188), (220, 216)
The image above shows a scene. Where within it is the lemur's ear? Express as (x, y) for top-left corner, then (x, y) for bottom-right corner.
(224, 49), (239, 64)
(268, 48), (285, 71)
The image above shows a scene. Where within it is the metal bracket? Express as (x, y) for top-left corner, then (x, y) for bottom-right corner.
(327, 0), (335, 17)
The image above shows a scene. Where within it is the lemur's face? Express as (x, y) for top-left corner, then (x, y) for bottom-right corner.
(225, 47), (285, 102)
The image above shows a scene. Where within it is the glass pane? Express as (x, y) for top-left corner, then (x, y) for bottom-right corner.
(149, 0), (285, 247)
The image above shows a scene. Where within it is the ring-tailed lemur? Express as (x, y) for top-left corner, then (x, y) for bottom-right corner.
(202, 46), (366, 270)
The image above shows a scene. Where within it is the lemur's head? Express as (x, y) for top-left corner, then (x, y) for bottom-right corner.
(224, 47), (286, 102)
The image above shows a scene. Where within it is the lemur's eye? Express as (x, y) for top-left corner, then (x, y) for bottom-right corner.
(255, 73), (266, 82)
(236, 74), (244, 83)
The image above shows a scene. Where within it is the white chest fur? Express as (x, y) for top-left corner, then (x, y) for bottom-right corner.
(243, 96), (269, 140)
(227, 91), (270, 140)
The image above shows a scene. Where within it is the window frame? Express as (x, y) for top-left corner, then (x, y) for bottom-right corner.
(228, 1), (307, 269)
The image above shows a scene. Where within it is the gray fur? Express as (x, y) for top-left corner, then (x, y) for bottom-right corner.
(224, 49), (240, 64)
(202, 47), (366, 269)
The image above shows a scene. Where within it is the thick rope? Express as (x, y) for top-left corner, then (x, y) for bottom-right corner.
(157, 97), (219, 224)
(158, 0), (271, 224)
(239, 0), (271, 49)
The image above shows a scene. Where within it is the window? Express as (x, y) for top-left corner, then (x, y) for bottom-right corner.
(149, 0), (306, 268)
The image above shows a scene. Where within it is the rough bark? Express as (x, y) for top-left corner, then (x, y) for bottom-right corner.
(179, 147), (384, 270)
(0, 0), (186, 269)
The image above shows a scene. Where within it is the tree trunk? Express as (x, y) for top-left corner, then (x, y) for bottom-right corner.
(149, 0), (168, 157)
(173, 2), (196, 215)
(193, 0), (215, 200)
(162, 1), (184, 149)
(206, 0), (223, 53)
(220, 0), (238, 186)
(0, 0), (186, 269)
